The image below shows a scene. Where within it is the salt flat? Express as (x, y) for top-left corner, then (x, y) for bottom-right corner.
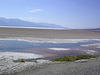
(0, 27), (100, 39)
(0, 27), (100, 75)
(0, 52), (50, 75)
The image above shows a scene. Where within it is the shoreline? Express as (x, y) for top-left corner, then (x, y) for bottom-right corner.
(0, 52), (50, 75)
(0, 51), (100, 75)
(14, 56), (100, 75)
(0, 37), (100, 43)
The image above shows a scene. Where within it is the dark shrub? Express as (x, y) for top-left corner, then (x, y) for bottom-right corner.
(52, 55), (99, 62)
(19, 58), (25, 62)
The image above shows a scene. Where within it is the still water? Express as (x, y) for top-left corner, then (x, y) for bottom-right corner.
(0, 40), (100, 59)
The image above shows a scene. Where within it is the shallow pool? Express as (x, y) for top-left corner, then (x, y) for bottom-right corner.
(0, 40), (100, 59)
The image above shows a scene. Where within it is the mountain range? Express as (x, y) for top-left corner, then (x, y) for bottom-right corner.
(0, 17), (67, 29)
(95, 28), (100, 30)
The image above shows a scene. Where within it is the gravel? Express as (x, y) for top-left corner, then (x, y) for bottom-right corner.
(14, 57), (100, 75)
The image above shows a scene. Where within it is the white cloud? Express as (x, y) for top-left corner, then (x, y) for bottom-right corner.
(29, 9), (42, 13)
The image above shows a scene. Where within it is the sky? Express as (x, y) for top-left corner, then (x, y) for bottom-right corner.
(0, 0), (100, 29)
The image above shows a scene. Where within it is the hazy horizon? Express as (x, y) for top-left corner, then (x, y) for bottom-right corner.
(0, 0), (100, 29)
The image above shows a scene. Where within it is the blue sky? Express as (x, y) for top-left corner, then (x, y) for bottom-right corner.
(0, 0), (100, 29)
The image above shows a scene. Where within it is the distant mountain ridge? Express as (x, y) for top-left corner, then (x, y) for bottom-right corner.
(90, 28), (100, 30)
(95, 28), (100, 30)
(0, 17), (67, 29)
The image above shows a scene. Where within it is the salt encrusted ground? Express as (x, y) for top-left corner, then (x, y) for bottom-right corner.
(0, 52), (43, 60)
(0, 37), (100, 43)
(0, 27), (100, 39)
(81, 43), (100, 48)
(0, 38), (100, 75)
(49, 48), (71, 51)
(0, 27), (100, 75)
(15, 56), (100, 75)
(1, 51), (99, 75)
(0, 52), (51, 75)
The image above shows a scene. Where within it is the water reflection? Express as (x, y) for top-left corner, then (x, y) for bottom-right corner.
(0, 40), (100, 59)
